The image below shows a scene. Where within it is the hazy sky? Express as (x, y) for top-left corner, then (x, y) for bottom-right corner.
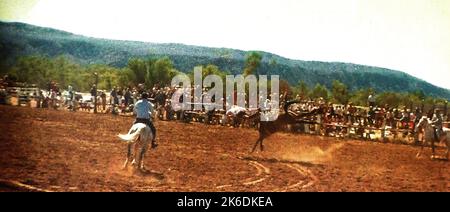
(1, 0), (449, 89)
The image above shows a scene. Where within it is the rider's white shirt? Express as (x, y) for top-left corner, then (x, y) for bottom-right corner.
(134, 99), (154, 119)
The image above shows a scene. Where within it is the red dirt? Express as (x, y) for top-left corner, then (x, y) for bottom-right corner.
(0, 105), (448, 191)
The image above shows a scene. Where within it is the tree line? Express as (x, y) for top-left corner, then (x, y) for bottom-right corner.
(2, 55), (180, 92)
(292, 79), (448, 110)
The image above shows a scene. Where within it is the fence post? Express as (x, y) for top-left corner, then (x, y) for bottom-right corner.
(93, 72), (98, 114)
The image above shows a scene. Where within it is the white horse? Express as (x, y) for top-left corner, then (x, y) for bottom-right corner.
(415, 116), (449, 160)
(118, 123), (153, 171)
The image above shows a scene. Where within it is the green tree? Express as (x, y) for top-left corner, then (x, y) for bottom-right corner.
(401, 92), (421, 109)
(331, 80), (350, 104)
(200, 64), (228, 83)
(10, 55), (53, 88)
(279, 80), (293, 99)
(152, 57), (176, 87)
(349, 87), (374, 106)
(144, 58), (156, 87)
(412, 89), (426, 101)
(243, 51), (262, 76)
(295, 80), (309, 100)
(310, 83), (329, 100)
(127, 58), (147, 84)
(376, 92), (401, 108)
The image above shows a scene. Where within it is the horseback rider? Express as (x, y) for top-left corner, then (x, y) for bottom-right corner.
(431, 108), (443, 142)
(133, 92), (157, 148)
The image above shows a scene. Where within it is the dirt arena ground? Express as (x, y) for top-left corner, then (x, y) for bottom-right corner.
(0, 105), (448, 192)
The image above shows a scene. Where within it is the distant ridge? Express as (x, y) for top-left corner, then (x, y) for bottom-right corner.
(1, 21), (449, 99)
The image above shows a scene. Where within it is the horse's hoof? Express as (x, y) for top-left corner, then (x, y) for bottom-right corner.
(151, 143), (158, 149)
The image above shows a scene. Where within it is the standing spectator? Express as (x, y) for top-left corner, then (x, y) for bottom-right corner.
(347, 102), (356, 124)
(391, 108), (400, 129)
(137, 83), (145, 95)
(36, 89), (43, 108)
(2, 74), (9, 87)
(368, 93), (376, 107)
(132, 87), (138, 104)
(399, 107), (410, 130)
(110, 87), (118, 106)
(155, 89), (166, 109)
(90, 84), (97, 112)
(68, 84), (74, 110)
(384, 108), (394, 128)
(367, 106), (375, 126)
(124, 88), (132, 107)
(47, 81), (53, 95)
(117, 87), (123, 105)
(336, 106), (343, 123)
(100, 91), (107, 112)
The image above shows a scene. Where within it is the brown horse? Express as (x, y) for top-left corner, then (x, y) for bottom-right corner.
(251, 100), (320, 152)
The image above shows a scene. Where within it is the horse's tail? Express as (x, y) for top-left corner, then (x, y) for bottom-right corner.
(118, 127), (143, 143)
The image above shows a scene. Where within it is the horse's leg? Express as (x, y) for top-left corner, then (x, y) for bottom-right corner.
(431, 135), (436, 159)
(131, 143), (139, 166)
(445, 134), (449, 160)
(251, 136), (262, 153)
(251, 131), (265, 153)
(259, 137), (264, 151)
(122, 143), (132, 170)
(417, 142), (423, 158)
(138, 143), (149, 170)
(137, 132), (151, 171)
(413, 130), (419, 145)
(137, 136), (148, 170)
(416, 133), (424, 157)
(253, 131), (269, 152)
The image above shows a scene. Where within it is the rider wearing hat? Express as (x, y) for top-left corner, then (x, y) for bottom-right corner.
(431, 108), (443, 142)
(134, 92), (157, 148)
